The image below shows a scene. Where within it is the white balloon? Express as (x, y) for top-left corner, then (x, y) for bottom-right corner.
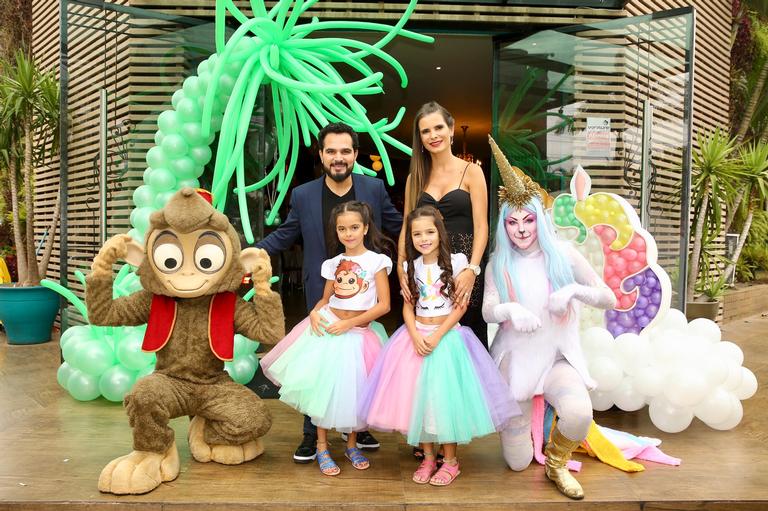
(723, 363), (744, 391)
(581, 327), (615, 358)
(614, 333), (651, 376)
(710, 341), (744, 366)
(659, 308), (689, 332)
(698, 354), (729, 387)
(648, 396), (694, 433)
(687, 318), (721, 344)
(589, 389), (615, 411)
(651, 330), (688, 366)
(694, 387), (735, 425)
(611, 376), (647, 411)
(663, 366), (711, 408)
(735, 367), (758, 400)
(634, 365), (666, 397)
(589, 356), (623, 392)
(707, 399), (744, 430)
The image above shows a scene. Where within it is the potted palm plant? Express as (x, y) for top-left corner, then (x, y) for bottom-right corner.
(0, 50), (61, 344)
(687, 271), (729, 321)
(685, 128), (743, 319)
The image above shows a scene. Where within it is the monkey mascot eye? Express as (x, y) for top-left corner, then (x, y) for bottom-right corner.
(194, 232), (227, 274)
(152, 232), (184, 273)
(347, 277), (355, 285)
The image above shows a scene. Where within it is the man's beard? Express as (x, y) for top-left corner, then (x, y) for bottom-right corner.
(324, 163), (354, 182)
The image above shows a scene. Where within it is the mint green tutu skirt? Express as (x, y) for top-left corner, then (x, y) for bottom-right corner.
(260, 306), (386, 432)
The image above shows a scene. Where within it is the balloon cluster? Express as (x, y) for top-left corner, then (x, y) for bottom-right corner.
(553, 169), (669, 337)
(582, 309), (758, 433)
(42, 270), (262, 402)
(128, 0), (432, 244)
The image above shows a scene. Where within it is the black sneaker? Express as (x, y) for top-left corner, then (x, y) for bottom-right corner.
(340, 431), (380, 450)
(293, 433), (317, 463)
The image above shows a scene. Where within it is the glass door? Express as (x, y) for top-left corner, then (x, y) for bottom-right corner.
(492, 8), (694, 308)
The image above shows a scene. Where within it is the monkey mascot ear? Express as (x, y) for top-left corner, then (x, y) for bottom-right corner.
(124, 238), (146, 268)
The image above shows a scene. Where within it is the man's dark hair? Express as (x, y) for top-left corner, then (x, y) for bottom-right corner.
(317, 122), (359, 150)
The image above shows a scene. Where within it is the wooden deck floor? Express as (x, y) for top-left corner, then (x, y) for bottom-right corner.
(1, 314), (767, 510)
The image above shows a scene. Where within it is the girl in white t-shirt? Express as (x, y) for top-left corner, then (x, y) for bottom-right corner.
(360, 206), (519, 486)
(260, 201), (392, 476)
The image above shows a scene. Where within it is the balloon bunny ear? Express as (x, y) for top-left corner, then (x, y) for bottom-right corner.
(570, 165), (592, 201)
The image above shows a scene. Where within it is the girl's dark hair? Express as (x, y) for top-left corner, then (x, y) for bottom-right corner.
(404, 205), (456, 305)
(327, 200), (394, 257)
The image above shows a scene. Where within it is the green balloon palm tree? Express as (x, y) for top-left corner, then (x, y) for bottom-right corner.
(0, 50), (60, 286)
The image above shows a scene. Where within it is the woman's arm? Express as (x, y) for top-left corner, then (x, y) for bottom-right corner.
(325, 269), (391, 333)
(481, 262), (541, 333)
(454, 163), (488, 304)
(466, 163), (489, 267)
(403, 297), (430, 356)
(548, 246), (616, 315)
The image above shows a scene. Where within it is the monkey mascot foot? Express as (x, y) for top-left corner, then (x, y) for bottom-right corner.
(188, 416), (265, 465)
(98, 441), (180, 495)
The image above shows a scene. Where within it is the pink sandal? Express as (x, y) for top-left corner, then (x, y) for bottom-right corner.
(412, 458), (438, 484)
(429, 460), (460, 486)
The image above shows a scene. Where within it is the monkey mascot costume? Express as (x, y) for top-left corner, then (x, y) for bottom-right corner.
(86, 188), (285, 495)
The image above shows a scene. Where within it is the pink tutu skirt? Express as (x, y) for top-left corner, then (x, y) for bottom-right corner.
(360, 322), (519, 445)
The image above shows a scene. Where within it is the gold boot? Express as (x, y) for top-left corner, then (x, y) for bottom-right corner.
(544, 428), (584, 500)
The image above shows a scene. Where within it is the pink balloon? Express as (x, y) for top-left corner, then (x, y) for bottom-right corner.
(628, 261), (644, 273)
(623, 249), (637, 261)
(631, 236), (646, 250)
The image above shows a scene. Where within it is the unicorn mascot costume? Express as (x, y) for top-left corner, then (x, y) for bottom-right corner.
(482, 136), (616, 500)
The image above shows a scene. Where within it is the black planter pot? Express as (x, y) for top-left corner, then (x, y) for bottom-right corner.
(685, 300), (719, 322)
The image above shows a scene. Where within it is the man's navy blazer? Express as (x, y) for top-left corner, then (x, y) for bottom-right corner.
(256, 173), (403, 312)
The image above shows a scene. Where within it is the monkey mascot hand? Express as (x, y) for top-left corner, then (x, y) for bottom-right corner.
(86, 188), (285, 495)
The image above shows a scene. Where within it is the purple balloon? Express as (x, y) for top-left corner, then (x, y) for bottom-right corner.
(619, 314), (636, 328)
(634, 306), (646, 318)
(646, 304), (659, 317)
(613, 325), (626, 335)
(638, 315), (651, 327)
(636, 296), (649, 308)
(641, 285), (653, 296)
(647, 276), (659, 289)
(606, 310), (618, 320)
(651, 291), (661, 304)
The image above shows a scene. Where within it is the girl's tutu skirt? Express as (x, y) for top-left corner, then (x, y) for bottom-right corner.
(360, 322), (520, 446)
(260, 306), (386, 433)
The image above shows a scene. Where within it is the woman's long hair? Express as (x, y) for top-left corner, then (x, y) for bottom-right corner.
(404, 206), (456, 305)
(407, 101), (455, 210)
(490, 197), (574, 304)
(326, 200), (394, 257)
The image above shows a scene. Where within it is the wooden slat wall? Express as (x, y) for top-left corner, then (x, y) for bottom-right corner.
(627, 0), (731, 302)
(32, 0), (134, 324)
(132, 0), (624, 25)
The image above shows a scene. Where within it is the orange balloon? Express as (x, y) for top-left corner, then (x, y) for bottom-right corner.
(372, 161), (383, 171)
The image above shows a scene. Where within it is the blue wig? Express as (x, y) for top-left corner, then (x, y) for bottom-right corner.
(491, 196), (575, 304)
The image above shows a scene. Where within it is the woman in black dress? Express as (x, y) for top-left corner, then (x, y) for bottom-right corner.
(397, 101), (489, 348)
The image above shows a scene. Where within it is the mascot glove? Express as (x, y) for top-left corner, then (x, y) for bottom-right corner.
(494, 303), (541, 333)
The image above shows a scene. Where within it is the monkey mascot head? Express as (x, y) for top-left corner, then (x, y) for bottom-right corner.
(122, 188), (261, 298)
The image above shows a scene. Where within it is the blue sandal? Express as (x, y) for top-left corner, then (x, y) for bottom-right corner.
(316, 449), (340, 476)
(345, 447), (370, 470)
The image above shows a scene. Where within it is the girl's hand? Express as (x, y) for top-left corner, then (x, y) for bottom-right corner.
(424, 333), (442, 352)
(454, 269), (476, 305)
(325, 319), (353, 336)
(411, 331), (432, 356)
(309, 310), (328, 336)
(399, 272), (412, 302)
